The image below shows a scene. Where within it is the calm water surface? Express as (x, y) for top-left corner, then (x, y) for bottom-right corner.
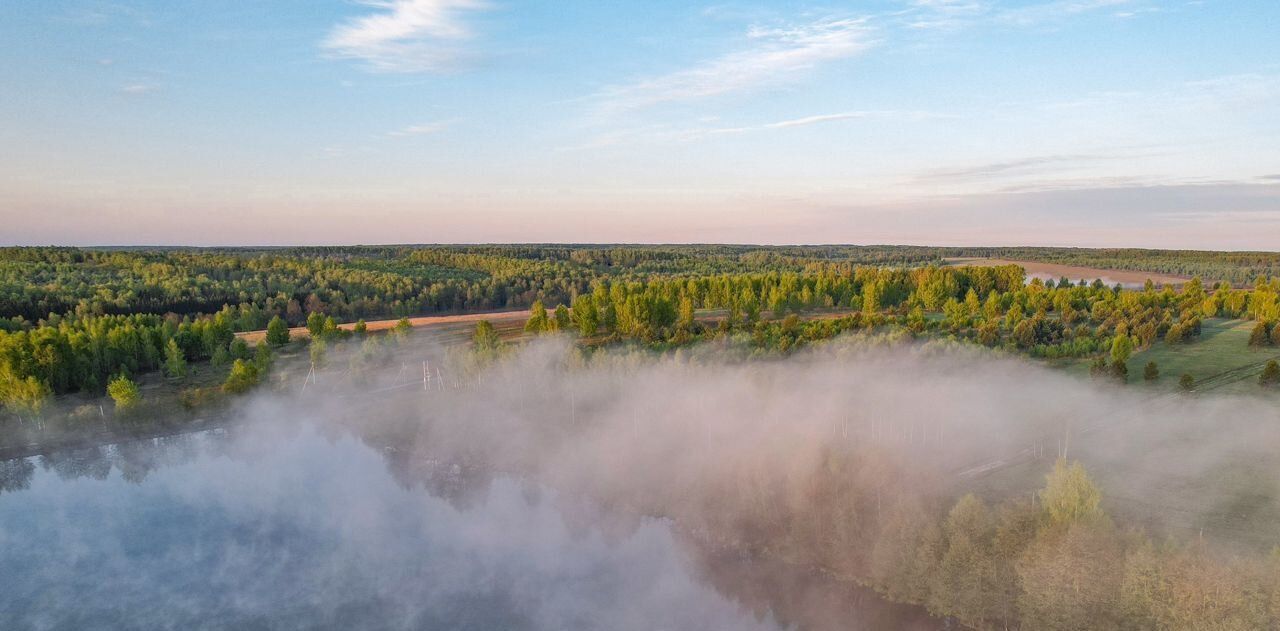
(0, 424), (942, 630)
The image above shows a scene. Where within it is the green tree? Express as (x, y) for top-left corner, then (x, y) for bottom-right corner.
(1012, 319), (1035, 349)
(1143, 361), (1159, 381)
(931, 494), (996, 626)
(1089, 356), (1108, 379)
(210, 345), (230, 368)
(524, 300), (549, 334)
(964, 288), (982, 317)
(1110, 333), (1133, 365)
(861, 281), (881, 314)
(266, 315), (290, 347)
(253, 341), (273, 372)
(907, 304), (927, 333)
(163, 338), (187, 380)
(0, 364), (50, 420)
(1118, 539), (1163, 629)
(222, 359), (260, 394)
(309, 338), (327, 367)
(229, 337), (251, 361)
(571, 295), (598, 337)
(1005, 302), (1025, 329)
(305, 311), (325, 338)
(1249, 321), (1271, 347)
(1016, 520), (1124, 629)
(553, 304), (571, 332)
(393, 317), (412, 340)
(1040, 459), (1103, 526)
(1179, 373), (1195, 391)
(107, 374), (140, 411)
(676, 295), (695, 332)
(353, 319), (368, 335)
(739, 287), (760, 324)
(472, 320), (501, 358)
(321, 315), (340, 340)
(942, 298), (968, 331)
(977, 322), (999, 346)
(1260, 360), (1280, 388)
(1111, 360), (1129, 384)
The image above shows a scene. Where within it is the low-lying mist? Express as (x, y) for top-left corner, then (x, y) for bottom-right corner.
(360, 335), (1280, 548)
(4, 333), (1279, 629)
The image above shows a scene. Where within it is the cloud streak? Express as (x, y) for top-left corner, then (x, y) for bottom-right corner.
(593, 17), (876, 113)
(323, 0), (488, 73)
(724, 109), (947, 132)
(561, 110), (945, 151)
(388, 120), (455, 137)
(908, 0), (1146, 30)
(120, 83), (159, 95)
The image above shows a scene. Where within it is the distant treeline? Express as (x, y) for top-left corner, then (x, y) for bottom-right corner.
(2, 245), (1276, 329)
(940, 246), (1280, 286)
(5, 252), (1280, 415)
(0, 245), (940, 327)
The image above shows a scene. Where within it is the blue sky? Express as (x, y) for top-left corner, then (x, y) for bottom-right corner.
(1, 0), (1278, 247)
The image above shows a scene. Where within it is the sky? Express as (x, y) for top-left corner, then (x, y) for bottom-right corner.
(1, 0), (1277, 248)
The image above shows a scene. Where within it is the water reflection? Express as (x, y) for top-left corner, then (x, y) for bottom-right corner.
(0, 425), (941, 630)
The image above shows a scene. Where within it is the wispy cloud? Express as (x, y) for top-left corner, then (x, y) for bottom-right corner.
(1043, 73), (1280, 114)
(120, 83), (159, 95)
(592, 17), (876, 113)
(704, 110), (947, 136)
(994, 0), (1134, 27)
(906, 0), (992, 30)
(907, 0), (1145, 30)
(387, 120), (454, 137)
(323, 0), (488, 74)
(918, 153), (1116, 181)
(907, 151), (1172, 191)
(562, 110), (945, 151)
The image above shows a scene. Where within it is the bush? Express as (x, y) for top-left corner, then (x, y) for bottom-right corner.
(266, 315), (290, 347)
(1111, 360), (1129, 384)
(222, 359), (261, 394)
(1249, 321), (1271, 347)
(1261, 360), (1280, 389)
(107, 374), (140, 410)
(179, 387), (215, 410)
(1143, 361), (1159, 381)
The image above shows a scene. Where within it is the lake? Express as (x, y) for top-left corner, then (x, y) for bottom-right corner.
(0, 423), (944, 630)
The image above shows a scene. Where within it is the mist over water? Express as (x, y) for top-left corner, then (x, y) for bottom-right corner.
(4, 336), (1277, 630)
(0, 427), (790, 631)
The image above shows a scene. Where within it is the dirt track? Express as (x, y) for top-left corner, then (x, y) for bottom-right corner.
(236, 309), (528, 344)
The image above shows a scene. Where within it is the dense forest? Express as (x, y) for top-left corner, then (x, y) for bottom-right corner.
(0, 245), (938, 326)
(4, 245), (1277, 330)
(3, 244), (1280, 419)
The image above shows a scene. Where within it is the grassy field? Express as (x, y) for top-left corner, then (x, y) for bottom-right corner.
(975, 318), (1280, 551)
(1064, 318), (1279, 395)
(1127, 318), (1280, 396)
(1058, 318), (1280, 395)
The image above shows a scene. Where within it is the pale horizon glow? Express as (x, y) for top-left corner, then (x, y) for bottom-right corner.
(1, 1), (1278, 249)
